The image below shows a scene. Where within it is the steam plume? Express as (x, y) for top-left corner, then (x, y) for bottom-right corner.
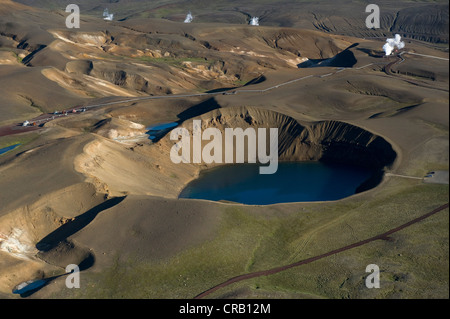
(103, 8), (114, 21)
(383, 34), (405, 56)
(184, 12), (194, 23)
(250, 17), (259, 26)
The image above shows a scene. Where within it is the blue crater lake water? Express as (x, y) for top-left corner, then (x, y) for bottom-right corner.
(147, 122), (178, 140)
(0, 144), (20, 155)
(179, 162), (375, 205)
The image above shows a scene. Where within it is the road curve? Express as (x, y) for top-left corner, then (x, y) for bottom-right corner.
(194, 202), (449, 299)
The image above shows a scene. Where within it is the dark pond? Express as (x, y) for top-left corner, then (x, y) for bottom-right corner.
(179, 162), (376, 205)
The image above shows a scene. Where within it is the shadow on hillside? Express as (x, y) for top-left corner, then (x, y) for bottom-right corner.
(298, 43), (359, 68)
(177, 97), (222, 122)
(36, 196), (126, 252)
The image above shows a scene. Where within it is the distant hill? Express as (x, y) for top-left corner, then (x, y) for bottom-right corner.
(12, 0), (449, 43)
(0, 0), (33, 14)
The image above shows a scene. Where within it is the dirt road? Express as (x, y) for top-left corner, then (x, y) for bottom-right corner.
(194, 202), (449, 299)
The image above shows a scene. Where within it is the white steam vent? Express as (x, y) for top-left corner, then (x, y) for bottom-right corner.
(383, 34), (405, 56)
(250, 17), (259, 26)
(103, 8), (114, 21)
(184, 12), (194, 23)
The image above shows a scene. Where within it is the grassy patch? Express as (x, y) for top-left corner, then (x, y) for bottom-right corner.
(13, 52), (23, 64)
(136, 56), (208, 68)
(61, 179), (448, 299)
(0, 133), (39, 150)
(233, 79), (249, 87)
(102, 52), (209, 69)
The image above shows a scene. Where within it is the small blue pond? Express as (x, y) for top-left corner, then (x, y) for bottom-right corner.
(12, 279), (47, 295)
(146, 122), (178, 141)
(0, 144), (20, 155)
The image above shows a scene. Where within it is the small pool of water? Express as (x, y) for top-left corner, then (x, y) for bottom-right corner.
(146, 122), (178, 141)
(12, 279), (47, 295)
(0, 144), (20, 155)
(179, 162), (376, 205)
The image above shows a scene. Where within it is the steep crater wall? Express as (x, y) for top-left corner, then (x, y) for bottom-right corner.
(166, 106), (398, 194)
(174, 106), (397, 170)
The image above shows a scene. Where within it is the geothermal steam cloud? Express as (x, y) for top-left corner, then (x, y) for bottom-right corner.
(383, 34), (405, 56)
(103, 8), (114, 21)
(184, 12), (194, 23)
(250, 17), (259, 26)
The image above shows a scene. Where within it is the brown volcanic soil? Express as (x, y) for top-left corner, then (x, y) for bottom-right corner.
(0, 3), (359, 125)
(13, 0), (450, 43)
(0, 0), (448, 299)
